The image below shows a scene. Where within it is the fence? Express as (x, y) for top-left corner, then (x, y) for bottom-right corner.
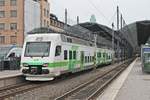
(0, 58), (20, 71)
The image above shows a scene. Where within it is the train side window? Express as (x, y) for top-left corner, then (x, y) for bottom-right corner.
(69, 51), (72, 60)
(55, 45), (61, 56)
(97, 53), (99, 57)
(92, 56), (94, 62)
(103, 53), (105, 58)
(64, 50), (68, 60)
(88, 56), (90, 62)
(67, 38), (72, 43)
(99, 53), (101, 58)
(73, 51), (76, 59)
(85, 56), (87, 63)
(89, 56), (91, 62)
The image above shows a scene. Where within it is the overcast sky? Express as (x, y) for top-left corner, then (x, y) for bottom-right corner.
(50, 0), (150, 28)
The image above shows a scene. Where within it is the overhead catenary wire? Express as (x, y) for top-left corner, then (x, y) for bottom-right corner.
(86, 0), (110, 24)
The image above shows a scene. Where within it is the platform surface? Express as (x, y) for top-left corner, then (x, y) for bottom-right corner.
(0, 70), (22, 79)
(98, 58), (150, 100)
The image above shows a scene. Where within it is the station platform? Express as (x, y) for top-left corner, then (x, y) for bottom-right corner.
(98, 58), (150, 100)
(0, 70), (22, 80)
(0, 70), (23, 88)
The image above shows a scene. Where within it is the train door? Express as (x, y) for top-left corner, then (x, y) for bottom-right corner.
(69, 50), (77, 71)
(80, 51), (84, 69)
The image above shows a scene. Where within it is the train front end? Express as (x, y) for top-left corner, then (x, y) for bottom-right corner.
(21, 33), (60, 81)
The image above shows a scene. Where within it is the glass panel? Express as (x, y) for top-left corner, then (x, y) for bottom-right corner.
(144, 53), (150, 63)
(64, 50), (68, 60)
(11, 10), (17, 17)
(55, 46), (61, 56)
(73, 51), (76, 59)
(0, 23), (5, 30)
(69, 51), (72, 60)
(0, 11), (5, 18)
(10, 23), (17, 30)
(11, 0), (17, 6)
(0, 0), (5, 6)
(25, 42), (50, 57)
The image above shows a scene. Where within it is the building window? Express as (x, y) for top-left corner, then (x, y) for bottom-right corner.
(0, 0), (5, 6)
(0, 11), (5, 18)
(10, 10), (17, 17)
(0, 36), (5, 44)
(0, 23), (5, 30)
(10, 0), (17, 6)
(10, 23), (17, 30)
(10, 36), (17, 44)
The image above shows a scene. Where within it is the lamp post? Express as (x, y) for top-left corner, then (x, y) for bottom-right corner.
(112, 23), (115, 63)
(94, 32), (97, 70)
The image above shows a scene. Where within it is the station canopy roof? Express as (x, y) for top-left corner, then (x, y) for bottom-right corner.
(122, 20), (150, 47)
(136, 20), (150, 45)
(78, 22), (113, 41)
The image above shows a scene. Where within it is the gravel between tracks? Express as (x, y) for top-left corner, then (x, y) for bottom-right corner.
(4, 62), (124, 100)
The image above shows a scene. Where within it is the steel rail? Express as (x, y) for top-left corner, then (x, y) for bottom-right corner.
(55, 60), (132, 100)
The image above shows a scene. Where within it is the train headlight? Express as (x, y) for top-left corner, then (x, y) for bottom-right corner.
(43, 63), (49, 67)
(23, 63), (29, 67)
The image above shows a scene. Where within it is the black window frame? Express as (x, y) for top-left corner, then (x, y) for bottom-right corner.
(24, 42), (51, 57)
(69, 51), (72, 60)
(55, 45), (61, 56)
(88, 56), (90, 62)
(64, 50), (68, 60)
(73, 51), (76, 59)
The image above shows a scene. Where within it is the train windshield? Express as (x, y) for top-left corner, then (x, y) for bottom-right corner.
(144, 53), (150, 63)
(25, 42), (50, 57)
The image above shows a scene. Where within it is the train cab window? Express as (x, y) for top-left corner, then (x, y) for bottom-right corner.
(73, 51), (76, 59)
(69, 51), (72, 60)
(64, 50), (68, 60)
(55, 45), (61, 56)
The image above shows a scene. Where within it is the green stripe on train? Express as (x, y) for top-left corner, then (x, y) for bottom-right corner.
(22, 60), (81, 68)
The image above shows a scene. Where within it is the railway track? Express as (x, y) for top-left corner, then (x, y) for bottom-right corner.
(0, 70), (92, 99)
(0, 82), (46, 99)
(55, 60), (132, 100)
(0, 59), (133, 100)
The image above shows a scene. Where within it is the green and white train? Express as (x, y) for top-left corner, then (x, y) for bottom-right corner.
(21, 33), (114, 81)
